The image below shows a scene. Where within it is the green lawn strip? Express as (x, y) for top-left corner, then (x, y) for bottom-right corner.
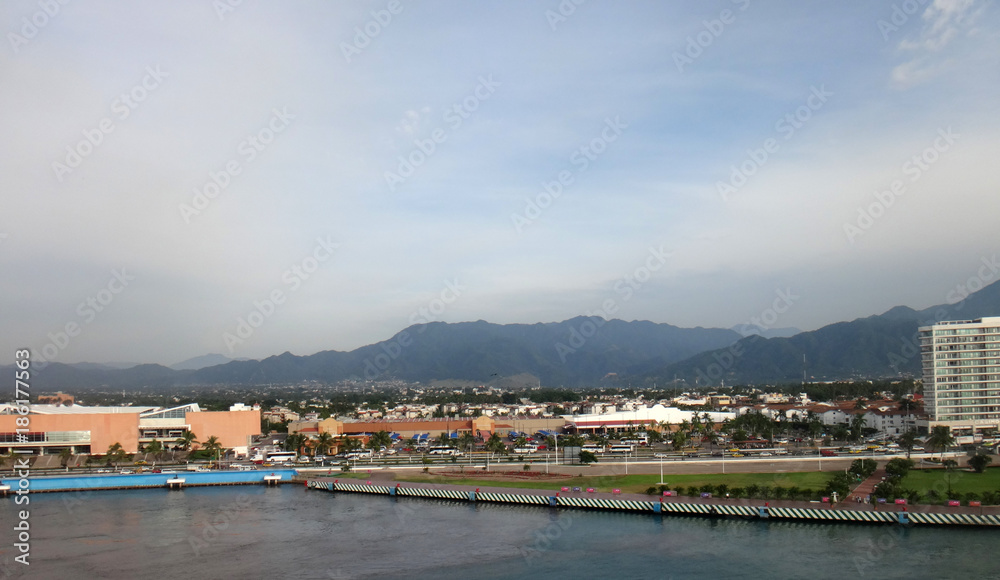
(393, 471), (829, 494)
(903, 466), (1000, 495)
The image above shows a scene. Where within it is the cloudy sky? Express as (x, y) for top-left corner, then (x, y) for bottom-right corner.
(1, 0), (998, 366)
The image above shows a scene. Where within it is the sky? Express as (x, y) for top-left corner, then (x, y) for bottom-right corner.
(1, 0), (999, 366)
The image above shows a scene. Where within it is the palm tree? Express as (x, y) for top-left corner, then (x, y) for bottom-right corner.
(672, 430), (688, 451)
(849, 414), (867, 442)
(59, 447), (74, 468)
(314, 432), (335, 457)
(338, 434), (361, 454)
(485, 432), (506, 456)
(458, 432), (476, 455)
(898, 430), (918, 460)
(106, 442), (128, 468)
(927, 425), (955, 463)
(175, 430), (197, 451)
(369, 430), (393, 452)
(202, 436), (223, 461)
(145, 439), (164, 454)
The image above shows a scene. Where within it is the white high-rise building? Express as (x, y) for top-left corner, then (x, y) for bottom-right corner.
(919, 317), (1000, 441)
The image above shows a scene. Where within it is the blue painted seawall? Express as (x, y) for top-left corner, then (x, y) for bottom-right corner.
(1, 469), (299, 492)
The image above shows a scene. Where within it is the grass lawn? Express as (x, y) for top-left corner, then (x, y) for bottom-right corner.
(904, 466), (1000, 495)
(393, 471), (831, 494)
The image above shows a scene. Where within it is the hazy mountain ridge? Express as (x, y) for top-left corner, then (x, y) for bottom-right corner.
(655, 279), (1000, 385)
(6, 279), (999, 390)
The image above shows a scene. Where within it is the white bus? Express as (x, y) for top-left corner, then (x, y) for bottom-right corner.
(609, 444), (634, 454)
(266, 451), (297, 463)
(582, 444), (605, 454)
(428, 446), (460, 456)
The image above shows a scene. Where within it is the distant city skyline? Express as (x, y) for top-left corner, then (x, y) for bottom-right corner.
(2, 1), (998, 366)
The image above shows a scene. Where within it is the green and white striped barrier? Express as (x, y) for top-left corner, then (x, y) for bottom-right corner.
(396, 487), (469, 500)
(907, 512), (1000, 526)
(767, 507), (896, 523)
(306, 482), (1000, 527)
(335, 482), (392, 495)
(658, 502), (758, 517)
(476, 492), (550, 505)
(556, 496), (655, 512)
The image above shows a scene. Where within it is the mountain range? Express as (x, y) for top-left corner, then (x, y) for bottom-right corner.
(6, 279), (999, 391)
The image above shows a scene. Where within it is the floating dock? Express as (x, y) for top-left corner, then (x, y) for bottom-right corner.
(306, 479), (1000, 528)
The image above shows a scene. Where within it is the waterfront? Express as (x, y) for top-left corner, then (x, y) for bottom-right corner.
(1, 486), (998, 579)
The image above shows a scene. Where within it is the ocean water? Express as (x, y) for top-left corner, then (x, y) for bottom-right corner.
(1, 485), (997, 579)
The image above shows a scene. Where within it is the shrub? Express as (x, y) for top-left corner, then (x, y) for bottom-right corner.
(772, 487), (787, 500)
(523, 464), (531, 471)
(730, 487), (745, 499)
(746, 484), (761, 499)
(715, 484), (729, 497)
(645, 486), (658, 495)
(685, 486), (700, 497)
(699, 484), (715, 495)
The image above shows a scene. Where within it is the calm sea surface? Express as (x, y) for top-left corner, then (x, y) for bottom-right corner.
(1, 485), (997, 579)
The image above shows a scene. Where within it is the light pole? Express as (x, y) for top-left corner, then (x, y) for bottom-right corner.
(659, 454), (664, 485)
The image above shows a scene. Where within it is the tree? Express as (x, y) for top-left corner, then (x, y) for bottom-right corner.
(943, 459), (958, 497)
(285, 433), (305, 454)
(927, 425), (955, 463)
(314, 432), (334, 457)
(485, 432), (506, 456)
(338, 435), (361, 454)
(59, 447), (74, 468)
(106, 442), (128, 467)
(457, 432), (476, 455)
(175, 430), (197, 451)
(884, 458), (914, 480)
(369, 430), (393, 453)
(202, 436), (223, 460)
(672, 430), (688, 451)
(898, 430), (918, 460)
(579, 450), (598, 464)
(145, 439), (163, 454)
(969, 453), (993, 473)
(849, 414), (867, 442)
